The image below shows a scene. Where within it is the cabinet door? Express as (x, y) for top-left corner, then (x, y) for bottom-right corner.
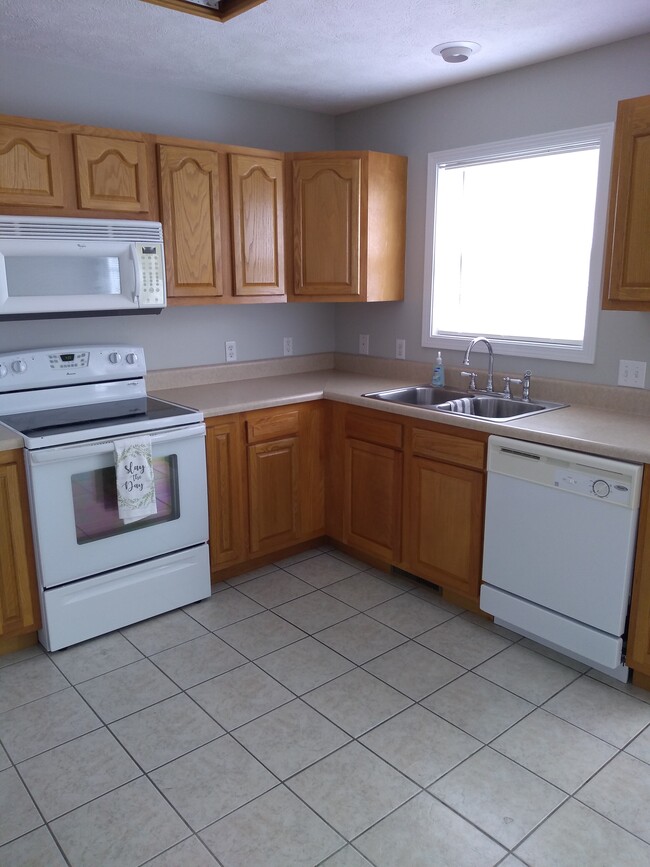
(206, 417), (248, 572)
(0, 452), (40, 638)
(0, 123), (66, 208)
(229, 153), (285, 296)
(407, 456), (484, 599)
(293, 157), (361, 296)
(248, 437), (300, 554)
(343, 437), (402, 562)
(603, 94), (650, 308)
(158, 144), (223, 298)
(74, 134), (151, 214)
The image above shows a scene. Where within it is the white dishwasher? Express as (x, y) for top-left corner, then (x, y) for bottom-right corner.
(480, 436), (642, 682)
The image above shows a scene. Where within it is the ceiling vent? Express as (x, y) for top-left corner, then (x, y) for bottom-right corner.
(140, 0), (268, 23)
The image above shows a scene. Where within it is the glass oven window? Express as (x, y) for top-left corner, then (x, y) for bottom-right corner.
(72, 455), (180, 543)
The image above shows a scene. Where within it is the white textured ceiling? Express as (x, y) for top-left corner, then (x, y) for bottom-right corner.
(3, 0), (650, 114)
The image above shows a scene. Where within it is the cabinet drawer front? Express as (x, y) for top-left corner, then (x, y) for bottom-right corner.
(412, 427), (485, 469)
(345, 411), (402, 449)
(246, 408), (300, 443)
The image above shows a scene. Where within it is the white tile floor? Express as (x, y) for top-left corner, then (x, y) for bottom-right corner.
(2, 547), (650, 866)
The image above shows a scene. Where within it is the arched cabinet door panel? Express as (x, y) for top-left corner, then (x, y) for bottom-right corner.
(0, 124), (66, 208)
(229, 153), (285, 296)
(74, 134), (151, 214)
(158, 143), (224, 298)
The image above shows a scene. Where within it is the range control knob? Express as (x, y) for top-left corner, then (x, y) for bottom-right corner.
(125, 352), (138, 365)
(108, 352), (122, 365)
(592, 479), (611, 498)
(11, 360), (27, 374)
(0, 364), (7, 378)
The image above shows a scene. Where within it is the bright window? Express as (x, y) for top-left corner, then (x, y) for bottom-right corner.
(422, 125), (613, 362)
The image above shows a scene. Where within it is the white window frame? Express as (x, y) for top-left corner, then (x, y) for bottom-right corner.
(421, 124), (614, 363)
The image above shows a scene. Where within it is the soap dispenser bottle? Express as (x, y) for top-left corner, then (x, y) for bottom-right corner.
(432, 351), (445, 387)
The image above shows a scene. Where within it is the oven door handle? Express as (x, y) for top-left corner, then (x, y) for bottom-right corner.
(27, 422), (205, 464)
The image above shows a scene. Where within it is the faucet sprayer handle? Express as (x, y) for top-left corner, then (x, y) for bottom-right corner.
(461, 370), (478, 391)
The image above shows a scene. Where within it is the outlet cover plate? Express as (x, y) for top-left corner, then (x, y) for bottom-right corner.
(225, 340), (237, 363)
(618, 359), (646, 388)
(359, 334), (370, 355)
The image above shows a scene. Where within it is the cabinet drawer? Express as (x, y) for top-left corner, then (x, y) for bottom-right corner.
(246, 408), (300, 443)
(345, 411), (403, 449)
(411, 427), (485, 470)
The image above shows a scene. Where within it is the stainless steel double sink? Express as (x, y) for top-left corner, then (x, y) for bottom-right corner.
(363, 385), (567, 422)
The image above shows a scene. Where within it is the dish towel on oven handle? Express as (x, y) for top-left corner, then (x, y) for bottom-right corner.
(114, 436), (158, 524)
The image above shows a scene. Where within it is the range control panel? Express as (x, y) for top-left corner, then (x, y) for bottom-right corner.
(0, 346), (146, 391)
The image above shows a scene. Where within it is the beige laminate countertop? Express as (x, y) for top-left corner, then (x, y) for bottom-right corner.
(2, 368), (648, 462)
(152, 369), (650, 465)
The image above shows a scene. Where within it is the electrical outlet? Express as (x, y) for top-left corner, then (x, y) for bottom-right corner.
(283, 337), (293, 356)
(359, 334), (370, 355)
(618, 359), (646, 388)
(225, 340), (237, 363)
(396, 338), (406, 359)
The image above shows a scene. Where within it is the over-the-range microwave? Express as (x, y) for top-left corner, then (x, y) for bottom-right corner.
(0, 216), (166, 319)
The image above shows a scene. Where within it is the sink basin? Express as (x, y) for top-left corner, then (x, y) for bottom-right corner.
(364, 385), (467, 406)
(434, 396), (556, 420)
(363, 385), (567, 422)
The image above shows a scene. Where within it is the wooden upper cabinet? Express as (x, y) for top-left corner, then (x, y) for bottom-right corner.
(291, 150), (407, 302)
(293, 156), (361, 297)
(0, 450), (40, 641)
(603, 94), (650, 309)
(74, 134), (151, 214)
(158, 143), (223, 298)
(0, 122), (66, 209)
(229, 153), (285, 296)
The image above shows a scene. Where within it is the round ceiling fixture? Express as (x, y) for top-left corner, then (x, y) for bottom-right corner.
(432, 41), (481, 63)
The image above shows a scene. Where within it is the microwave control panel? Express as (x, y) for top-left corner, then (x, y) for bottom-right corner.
(136, 244), (165, 307)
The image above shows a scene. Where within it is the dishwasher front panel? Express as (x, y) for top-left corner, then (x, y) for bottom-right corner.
(482, 470), (639, 635)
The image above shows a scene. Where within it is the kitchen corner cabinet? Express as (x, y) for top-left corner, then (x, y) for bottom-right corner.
(0, 450), (40, 644)
(229, 153), (286, 296)
(246, 402), (324, 555)
(403, 425), (487, 601)
(602, 93), (650, 310)
(206, 402), (324, 577)
(158, 143), (225, 300)
(290, 151), (407, 302)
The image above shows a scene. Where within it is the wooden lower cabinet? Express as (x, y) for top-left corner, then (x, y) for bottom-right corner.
(626, 465), (650, 682)
(206, 402), (324, 577)
(343, 437), (403, 562)
(0, 450), (40, 642)
(405, 455), (484, 598)
(402, 423), (487, 601)
(205, 416), (248, 572)
(327, 402), (487, 603)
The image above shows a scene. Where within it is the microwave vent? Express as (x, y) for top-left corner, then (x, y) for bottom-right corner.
(0, 218), (163, 243)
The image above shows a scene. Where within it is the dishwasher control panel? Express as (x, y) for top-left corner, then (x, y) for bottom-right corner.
(487, 436), (642, 510)
(553, 468), (633, 505)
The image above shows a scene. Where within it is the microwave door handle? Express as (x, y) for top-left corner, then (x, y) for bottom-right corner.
(131, 244), (143, 305)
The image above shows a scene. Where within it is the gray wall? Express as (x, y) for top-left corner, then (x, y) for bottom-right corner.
(334, 34), (650, 385)
(0, 52), (337, 368)
(2, 37), (650, 384)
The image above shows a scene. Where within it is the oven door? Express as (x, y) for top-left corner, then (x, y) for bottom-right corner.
(26, 423), (208, 588)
